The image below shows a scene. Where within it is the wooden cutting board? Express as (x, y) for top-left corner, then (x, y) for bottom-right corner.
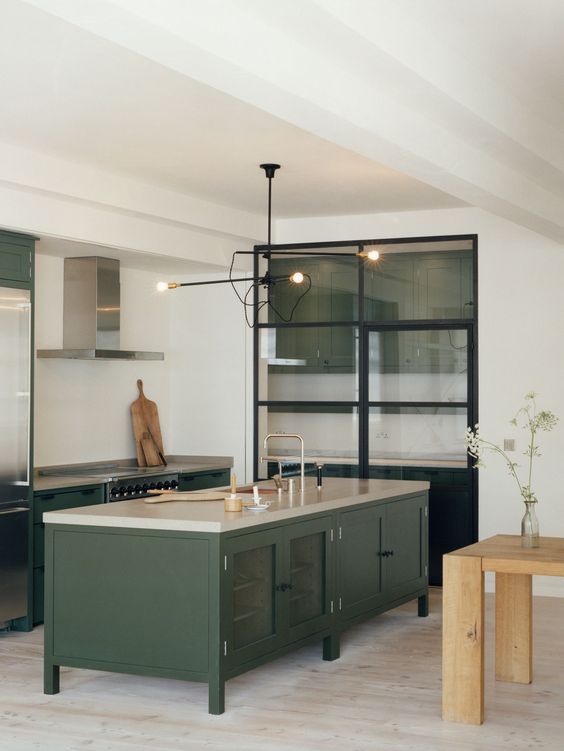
(131, 379), (166, 467)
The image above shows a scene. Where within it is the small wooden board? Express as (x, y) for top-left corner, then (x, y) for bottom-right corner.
(144, 492), (226, 503)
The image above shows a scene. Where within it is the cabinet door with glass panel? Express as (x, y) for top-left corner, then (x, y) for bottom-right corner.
(222, 517), (333, 668)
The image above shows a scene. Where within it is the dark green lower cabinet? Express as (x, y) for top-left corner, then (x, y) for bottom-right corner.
(33, 485), (105, 626)
(338, 495), (427, 622)
(223, 516), (333, 670)
(178, 469), (230, 491)
(43, 491), (428, 714)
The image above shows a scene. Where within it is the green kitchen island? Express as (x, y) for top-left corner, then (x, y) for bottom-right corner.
(43, 478), (429, 714)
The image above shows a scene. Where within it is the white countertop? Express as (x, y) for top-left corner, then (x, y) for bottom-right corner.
(43, 478), (429, 533)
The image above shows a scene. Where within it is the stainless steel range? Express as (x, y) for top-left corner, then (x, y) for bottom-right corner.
(39, 464), (179, 501)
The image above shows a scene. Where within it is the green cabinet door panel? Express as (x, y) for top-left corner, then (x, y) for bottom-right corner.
(0, 231), (33, 284)
(339, 504), (384, 619)
(384, 496), (427, 602)
(223, 527), (282, 667)
(286, 515), (333, 642)
(52, 529), (210, 673)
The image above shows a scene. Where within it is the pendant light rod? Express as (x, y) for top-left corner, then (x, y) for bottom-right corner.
(260, 163), (280, 251)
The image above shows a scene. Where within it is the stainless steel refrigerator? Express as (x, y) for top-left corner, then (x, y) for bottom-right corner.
(0, 285), (31, 625)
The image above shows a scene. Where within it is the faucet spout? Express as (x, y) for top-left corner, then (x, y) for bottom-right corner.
(263, 432), (305, 492)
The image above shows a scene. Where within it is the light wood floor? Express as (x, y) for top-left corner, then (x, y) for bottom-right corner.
(1, 589), (563, 750)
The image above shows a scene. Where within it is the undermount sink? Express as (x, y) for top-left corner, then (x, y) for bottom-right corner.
(236, 485), (279, 494)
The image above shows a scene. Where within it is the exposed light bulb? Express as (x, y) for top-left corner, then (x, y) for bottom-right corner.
(367, 249), (380, 261)
(156, 281), (169, 292)
(290, 271), (304, 284)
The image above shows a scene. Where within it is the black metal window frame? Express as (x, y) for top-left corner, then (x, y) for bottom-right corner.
(252, 232), (478, 536)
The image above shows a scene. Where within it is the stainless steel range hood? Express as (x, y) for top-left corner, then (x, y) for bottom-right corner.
(37, 257), (164, 361)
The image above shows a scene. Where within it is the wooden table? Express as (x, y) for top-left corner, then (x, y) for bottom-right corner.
(442, 534), (564, 724)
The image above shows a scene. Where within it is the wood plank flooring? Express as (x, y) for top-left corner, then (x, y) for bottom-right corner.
(1, 589), (563, 750)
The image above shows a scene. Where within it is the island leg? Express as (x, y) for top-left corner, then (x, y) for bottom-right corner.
(44, 662), (60, 695)
(323, 633), (340, 661)
(418, 593), (429, 617)
(208, 675), (225, 715)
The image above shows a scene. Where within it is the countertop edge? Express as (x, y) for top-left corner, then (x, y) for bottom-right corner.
(43, 480), (430, 533)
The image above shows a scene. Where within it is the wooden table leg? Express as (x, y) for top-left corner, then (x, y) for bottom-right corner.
(442, 554), (484, 724)
(495, 572), (532, 684)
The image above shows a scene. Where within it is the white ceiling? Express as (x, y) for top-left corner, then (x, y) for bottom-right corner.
(3, 0), (564, 241)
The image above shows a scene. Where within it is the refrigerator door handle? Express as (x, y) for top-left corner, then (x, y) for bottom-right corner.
(0, 507), (30, 515)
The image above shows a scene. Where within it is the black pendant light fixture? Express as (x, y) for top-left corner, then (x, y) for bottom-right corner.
(157, 163), (311, 328)
(157, 163), (382, 325)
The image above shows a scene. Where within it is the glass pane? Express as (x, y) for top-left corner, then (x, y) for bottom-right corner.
(259, 252), (358, 324)
(257, 405), (359, 479)
(364, 249), (474, 321)
(368, 406), (467, 465)
(258, 327), (358, 400)
(368, 329), (467, 402)
(233, 545), (276, 650)
(289, 532), (325, 626)
(0, 287), (30, 497)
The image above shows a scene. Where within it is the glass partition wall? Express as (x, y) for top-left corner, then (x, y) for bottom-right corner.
(254, 236), (477, 583)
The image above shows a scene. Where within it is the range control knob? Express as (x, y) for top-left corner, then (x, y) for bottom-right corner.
(170, 479), (178, 489)
(142, 484), (149, 493)
(149, 482), (156, 490)
(118, 486), (126, 496)
(156, 482), (164, 490)
(110, 487), (119, 497)
(134, 485), (142, 493)
(163, 481), (171, 490)
(126, 485), (134, 495)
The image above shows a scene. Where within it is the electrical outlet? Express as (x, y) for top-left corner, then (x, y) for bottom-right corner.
(503, 439), (515, 451)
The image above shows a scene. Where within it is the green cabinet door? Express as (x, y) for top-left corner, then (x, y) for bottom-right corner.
(338, 504), (385, 620)
(383, 495), (428, 602)
(223, 527), (282, 668)
(286, 516), (333, 642)
(0, 231), (33, 284)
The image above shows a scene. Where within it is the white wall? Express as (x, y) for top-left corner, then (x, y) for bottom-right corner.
(34, 255), (172, 465)
(166, 274), (253, 483)
(34, 256), (253, 482)
(276, 207), (564, 596)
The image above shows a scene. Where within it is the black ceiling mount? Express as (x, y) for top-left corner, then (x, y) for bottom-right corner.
(259, 163), (280, 179)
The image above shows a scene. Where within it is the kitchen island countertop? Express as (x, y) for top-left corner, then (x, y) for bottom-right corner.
(43, 477), (429, 533)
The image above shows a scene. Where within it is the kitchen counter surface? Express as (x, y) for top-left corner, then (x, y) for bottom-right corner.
(33, 455), (233, 492)
(44, 477), (429, 533)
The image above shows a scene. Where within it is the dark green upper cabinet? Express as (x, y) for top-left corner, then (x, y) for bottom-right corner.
(0, 231), (34, 285)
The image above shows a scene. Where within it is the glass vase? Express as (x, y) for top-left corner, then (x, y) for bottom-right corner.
(521, 501), (539, 548)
